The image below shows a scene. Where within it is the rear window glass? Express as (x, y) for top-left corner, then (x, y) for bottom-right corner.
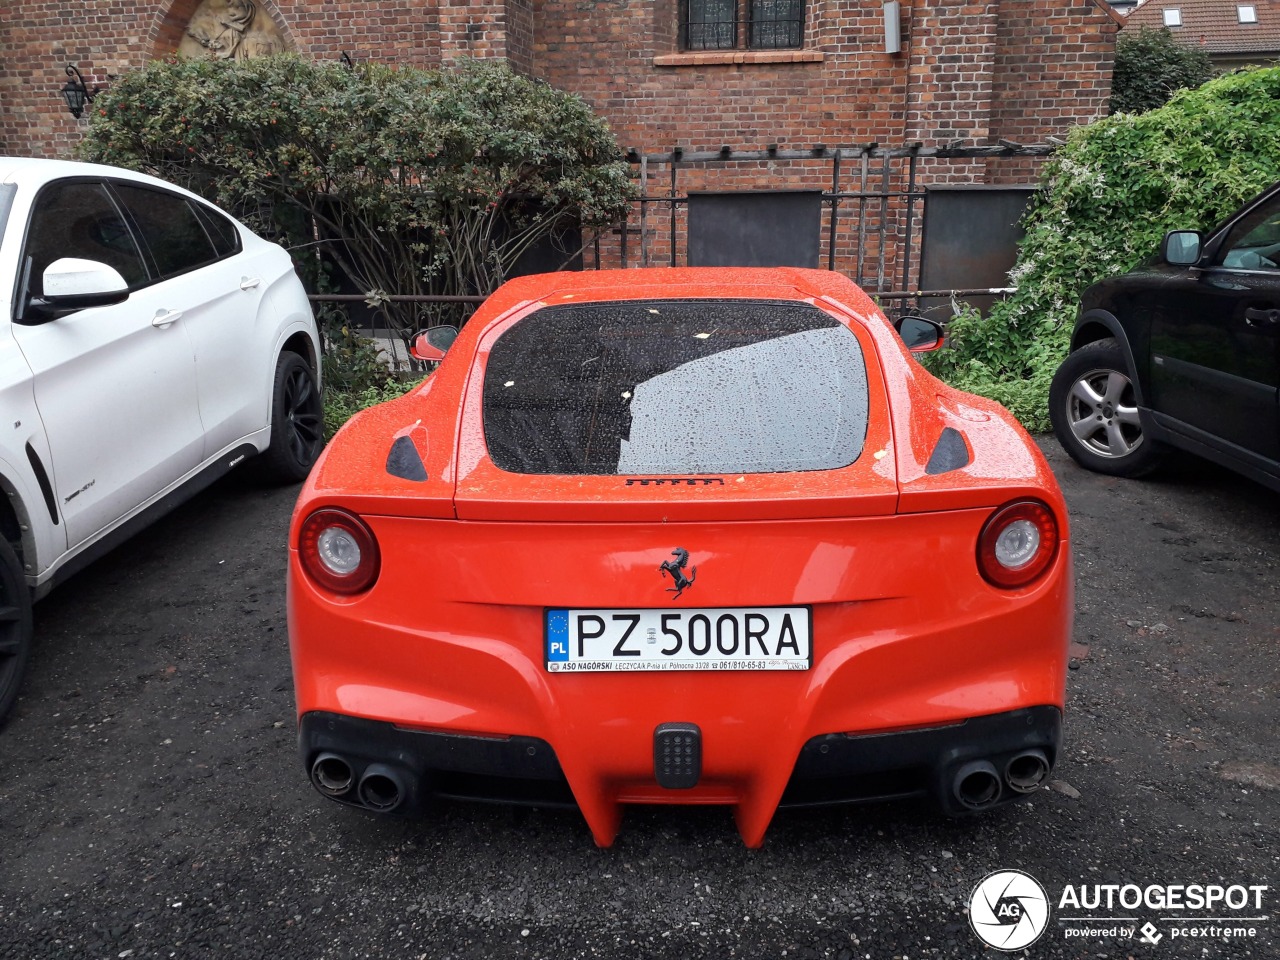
(193, 202), (241, 258)
(111, 183), (219, 279)
(482, 299), (869, 475)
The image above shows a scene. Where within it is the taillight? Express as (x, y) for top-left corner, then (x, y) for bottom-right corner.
(977, 500), (1059, 589)
(298, 508), (380, 594)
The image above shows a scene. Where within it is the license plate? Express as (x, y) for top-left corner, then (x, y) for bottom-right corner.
(545, 607), (812, 672)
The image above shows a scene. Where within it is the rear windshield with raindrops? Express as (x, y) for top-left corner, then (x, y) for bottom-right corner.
(482, 299), (869, 475)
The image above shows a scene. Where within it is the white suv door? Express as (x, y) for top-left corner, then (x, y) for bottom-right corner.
(107, 181), (271, 460)
(10, 178), (204, 549)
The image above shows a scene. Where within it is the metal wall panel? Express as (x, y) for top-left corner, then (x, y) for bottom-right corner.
(687, 190), (822, 268)
(919, 185), (1037, 317)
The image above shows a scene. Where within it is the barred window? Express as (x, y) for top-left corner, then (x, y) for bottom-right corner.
(750, 0), (804, 48)
(680, 0), (805, 51)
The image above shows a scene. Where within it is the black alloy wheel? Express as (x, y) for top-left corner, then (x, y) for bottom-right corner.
(0, 536), (34, 726)
(260, 352), (325, 484)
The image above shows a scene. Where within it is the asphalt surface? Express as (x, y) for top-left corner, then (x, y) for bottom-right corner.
(1, 439), (1277, 959)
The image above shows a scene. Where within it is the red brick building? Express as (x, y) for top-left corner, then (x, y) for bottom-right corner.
(0, 1), (1118, 285)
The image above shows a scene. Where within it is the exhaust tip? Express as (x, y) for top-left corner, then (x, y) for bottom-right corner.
(953, 759), (1002, 810)
(1005, 749), (1050, 794)
(358, 764), (407, 812)
(311, 753), (354, 796)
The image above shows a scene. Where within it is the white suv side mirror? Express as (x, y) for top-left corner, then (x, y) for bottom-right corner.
(42, 257), (128, 304)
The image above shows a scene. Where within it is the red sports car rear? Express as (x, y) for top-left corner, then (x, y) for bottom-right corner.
(288, 268), (1072, 847)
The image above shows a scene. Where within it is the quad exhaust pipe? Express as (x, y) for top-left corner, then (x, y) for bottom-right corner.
(358, 764), (408, 812)
(953, 760), (1002, 810)
(1005, 749), (1050, 793)
(309, 753), (409, 812)
(952, 750), (1052, 810)
(311, 753), (354, 796)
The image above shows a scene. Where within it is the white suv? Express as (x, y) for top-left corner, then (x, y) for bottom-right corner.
(0, 158), (322, 722)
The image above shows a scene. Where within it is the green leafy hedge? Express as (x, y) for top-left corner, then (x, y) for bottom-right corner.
(77, 55), (635, 341)
(927, 67), (1280, 432)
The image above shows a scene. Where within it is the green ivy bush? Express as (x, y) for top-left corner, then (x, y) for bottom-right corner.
(76, 55), (635, 343)
(323, 377), (419, 440)
(1110, 27), (1215, 115)
(926, 67), (1280, 432)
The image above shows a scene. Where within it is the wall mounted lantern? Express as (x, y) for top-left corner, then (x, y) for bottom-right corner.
(61, 64), (102, 119)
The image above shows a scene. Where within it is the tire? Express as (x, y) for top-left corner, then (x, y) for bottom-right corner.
(0, 536), (34, 727)
(1049, 337), (1165, 477)
(258, 351), (324, 484)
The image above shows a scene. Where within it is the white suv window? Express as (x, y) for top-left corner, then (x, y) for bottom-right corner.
(22, 180), (148, 300)
(111, 183), (221, 280)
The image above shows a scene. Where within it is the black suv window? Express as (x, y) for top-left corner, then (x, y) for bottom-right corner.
(483, 299), (869, 475)
(23, 180), (148, 296)
(111, 183), (220, 279)
(1219, 195), (1280, 270)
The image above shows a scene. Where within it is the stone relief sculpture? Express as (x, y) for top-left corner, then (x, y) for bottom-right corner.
(179, 0), (286, 61)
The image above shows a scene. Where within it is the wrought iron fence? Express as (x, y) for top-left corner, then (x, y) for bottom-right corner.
(308, 140), (1056, 360)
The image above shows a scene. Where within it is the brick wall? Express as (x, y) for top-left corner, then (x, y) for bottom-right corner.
(528, 0), (1115, 273)
(0, 0), (444, 158)
(0, 0), (1116, 279)
(986, 0), (1116, 181)
(505, 0), (534, 75)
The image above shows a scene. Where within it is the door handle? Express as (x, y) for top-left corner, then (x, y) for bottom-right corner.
(240, 277), (261, 290)
(1243, 307), (1280, 326)
(151, 309), (183, 328)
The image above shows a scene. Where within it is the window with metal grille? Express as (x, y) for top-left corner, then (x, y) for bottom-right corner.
(679, 0), (805, 51)
(750, 0), (804, 48)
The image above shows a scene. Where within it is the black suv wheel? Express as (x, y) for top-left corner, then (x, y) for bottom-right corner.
(1049, 337), (1165, 477)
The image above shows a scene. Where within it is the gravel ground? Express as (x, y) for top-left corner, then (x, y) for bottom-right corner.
(1, 439), (1277, 959)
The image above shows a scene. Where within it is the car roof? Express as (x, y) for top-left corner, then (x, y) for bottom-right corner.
(0, 156), (203, 198)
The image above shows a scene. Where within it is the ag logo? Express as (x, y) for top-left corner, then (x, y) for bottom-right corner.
(968, 869), (1050, 951)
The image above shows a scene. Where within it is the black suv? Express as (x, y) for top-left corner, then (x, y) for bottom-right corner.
(1050, 183), (1280, 492)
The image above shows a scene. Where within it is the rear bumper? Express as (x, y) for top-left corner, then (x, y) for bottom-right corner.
(299, 705), (1062, 833)
(289, 511), (1073, 847)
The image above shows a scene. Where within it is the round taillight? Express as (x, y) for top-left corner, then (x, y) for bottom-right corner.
(298, 508), (380, 594)
(977, 500), (1059, 589)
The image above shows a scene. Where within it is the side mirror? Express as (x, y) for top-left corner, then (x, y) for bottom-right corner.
(409, 324), (459, 363)
(41, 258), (129, 309)
(1162, 230), (1202, 267)
(894, 315), (944, 353)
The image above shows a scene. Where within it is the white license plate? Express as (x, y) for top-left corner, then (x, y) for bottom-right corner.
(545, 607), (812, 672)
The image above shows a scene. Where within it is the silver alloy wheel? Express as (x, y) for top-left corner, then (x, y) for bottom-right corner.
(1064, 366), (1144, 459)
